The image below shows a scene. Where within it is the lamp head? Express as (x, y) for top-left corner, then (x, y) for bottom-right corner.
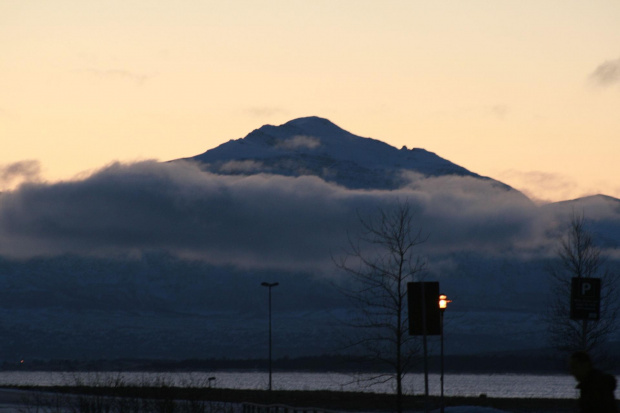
(439, 294), (451, 310)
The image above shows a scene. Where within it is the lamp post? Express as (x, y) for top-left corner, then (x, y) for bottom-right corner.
(261, 281), (279, 391)
(439, 294), (451, 413)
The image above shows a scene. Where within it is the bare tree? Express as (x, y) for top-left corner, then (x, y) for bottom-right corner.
(334, 201), (427, 413)
(546, 211), (619, 357)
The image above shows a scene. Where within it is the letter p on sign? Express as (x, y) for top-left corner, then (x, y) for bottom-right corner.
(582, 282), (592, 295)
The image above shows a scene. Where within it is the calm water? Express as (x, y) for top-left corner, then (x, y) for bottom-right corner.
(0, 371), (595, 399)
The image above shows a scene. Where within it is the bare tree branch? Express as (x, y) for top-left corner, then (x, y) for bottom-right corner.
(546, 210), (620, 361)
(333, 200), (427, 413)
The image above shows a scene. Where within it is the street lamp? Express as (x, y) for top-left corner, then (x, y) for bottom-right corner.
(261, 281), (279, 391)
(439, 294), (451, 413)
(439, 295), (451, 311)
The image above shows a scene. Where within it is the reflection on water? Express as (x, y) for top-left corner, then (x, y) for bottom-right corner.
(0, 371), (587, 399)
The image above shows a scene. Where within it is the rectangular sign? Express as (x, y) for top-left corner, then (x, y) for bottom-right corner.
(570, 277), (601, 321)
(407, 281), (441, 336)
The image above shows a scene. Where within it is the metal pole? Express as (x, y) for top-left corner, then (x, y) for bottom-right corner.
(440, 309), (445, 413)
(261, 282), (278, 391)
(268, 286), (273, 391)
(421, 283), (429, 413)
(582, 319), (588, 351)
(438, 294), (450, 413)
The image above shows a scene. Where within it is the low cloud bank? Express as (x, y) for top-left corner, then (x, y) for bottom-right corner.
(0, 160), (618, 272)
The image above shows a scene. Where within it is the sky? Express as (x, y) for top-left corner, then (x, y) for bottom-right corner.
(2, 1), (620, 203)
(2, 4), (620, 363)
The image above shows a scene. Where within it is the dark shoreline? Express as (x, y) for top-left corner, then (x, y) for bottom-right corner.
(3, 386), (578, 412)
(3, 352), (587, 375)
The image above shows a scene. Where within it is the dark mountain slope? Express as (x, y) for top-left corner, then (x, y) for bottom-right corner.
(183, 116), (524, 196)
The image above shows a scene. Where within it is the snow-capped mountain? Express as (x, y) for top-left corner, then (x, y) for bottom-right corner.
(183, 116), (519, 193)
(1, 117), (619, 366)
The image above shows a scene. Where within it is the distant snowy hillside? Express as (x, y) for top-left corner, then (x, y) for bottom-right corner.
(183, 116), (522, 195)
(543, 194), (620, 248)
(544, 194), (620, 214)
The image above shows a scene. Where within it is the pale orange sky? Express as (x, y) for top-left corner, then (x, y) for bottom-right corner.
(2, 1), (620, 202)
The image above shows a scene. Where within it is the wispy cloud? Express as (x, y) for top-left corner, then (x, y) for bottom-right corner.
(0, 160), (42, 190)
(82, 68), (150, 85)
(589, 57), (620, 87)
(245, 107), (289, 117)
(218, 160), (265, 173)
(275, 135), (321, 150)
(490, 104), (509, 119)
(494, 169), (582, 204)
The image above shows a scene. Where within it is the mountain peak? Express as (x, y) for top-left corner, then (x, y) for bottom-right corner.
(248, 116), (357, 144)
(182, 117), (522, 193)
(282, 116), (351, 136)
(283, 116), (333, 127)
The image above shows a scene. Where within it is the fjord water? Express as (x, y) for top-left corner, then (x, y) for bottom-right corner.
(0, 371), (589, 399)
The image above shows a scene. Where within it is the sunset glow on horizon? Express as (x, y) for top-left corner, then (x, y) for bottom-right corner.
(2, 1), (620, 203)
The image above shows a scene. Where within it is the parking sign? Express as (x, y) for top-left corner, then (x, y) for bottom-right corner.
(570, 277), (601, 320)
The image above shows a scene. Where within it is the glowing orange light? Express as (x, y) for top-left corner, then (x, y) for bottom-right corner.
(439, 294), (451, 310)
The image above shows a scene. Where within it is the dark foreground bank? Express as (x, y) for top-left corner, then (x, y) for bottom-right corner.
(3, 386), (580, 412)
(3, 352), (583, 374)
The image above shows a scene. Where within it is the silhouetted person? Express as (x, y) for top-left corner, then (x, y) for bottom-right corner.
(569, 351), (618, 413)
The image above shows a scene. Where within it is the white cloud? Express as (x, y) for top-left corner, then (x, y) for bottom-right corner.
(218, 160), (265, 173)
(0, 160), (618, 272)
(275, 135), (321, 150)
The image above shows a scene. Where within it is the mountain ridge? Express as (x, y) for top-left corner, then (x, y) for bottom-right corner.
(544, 193), (620, 207)
(1, 116), (619, 362)
(182, 116), (524, 196)
(183, 116), (619, 207)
